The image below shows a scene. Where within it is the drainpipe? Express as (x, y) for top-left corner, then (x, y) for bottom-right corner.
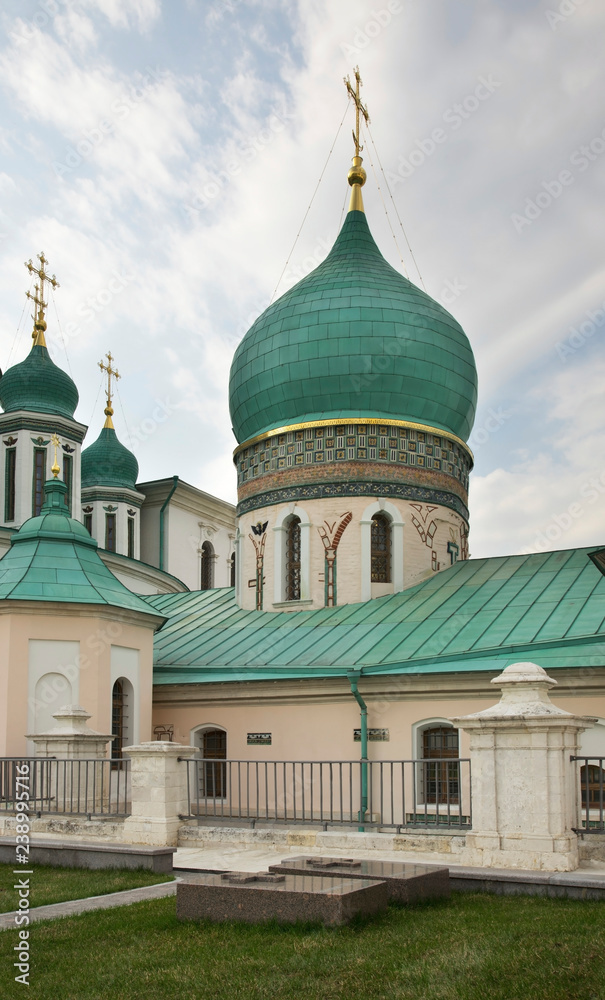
(348, 671), (368, 832)
(159, 475), (178, 572)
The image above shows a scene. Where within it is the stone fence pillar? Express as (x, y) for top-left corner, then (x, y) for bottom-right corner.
(26, 705), (113, 813)
(122, 741), (197, 846)
(451, 662), (596, 872)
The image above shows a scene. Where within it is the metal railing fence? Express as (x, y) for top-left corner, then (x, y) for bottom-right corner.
(0, 758), (130, 818)
(572, 756), (605, 833)
(180, 757), (472, 831)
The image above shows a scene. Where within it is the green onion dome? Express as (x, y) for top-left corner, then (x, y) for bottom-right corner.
(229, 210), (478, 444)
(0, 344), (79, 420)
(81, 426), (139, 491)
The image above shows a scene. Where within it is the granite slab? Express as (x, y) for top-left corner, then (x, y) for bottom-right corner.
(176, 870), (388, 926)
(268, 856), (450, 903)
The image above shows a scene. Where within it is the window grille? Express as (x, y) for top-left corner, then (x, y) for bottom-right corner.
(4, 448), (16, 521)
(371, 512), (391, 582)
(105, 513), (116, 552)
(422, 726), (459, 804)
(285, 516), (301, 601)
(32, 448), (46, 516)
(201, 541), (214, 590)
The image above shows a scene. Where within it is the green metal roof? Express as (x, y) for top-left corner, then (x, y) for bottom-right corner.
(0, 478), (162, 618)
(0, 344), (79, 420)
(149, 546), (605, 683)
(229, 209), (478, 444)
(81, 425), (139, 490)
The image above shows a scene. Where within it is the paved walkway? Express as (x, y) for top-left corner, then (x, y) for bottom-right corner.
(0, 880), (177, 930)
(174, 845), (605, 900)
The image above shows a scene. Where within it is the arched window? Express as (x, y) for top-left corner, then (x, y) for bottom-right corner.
(422, 725), (459, 804)
(195, 727), (227, 799)
(200, 541), (214, 590)
(285, 516), (301, 601)
(230, 551), (236, 587)
(371, 512), (391, 583)
(111, 679), (128, 761)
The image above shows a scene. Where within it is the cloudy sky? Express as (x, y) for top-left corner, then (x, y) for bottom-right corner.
(0, 0), (603, 559)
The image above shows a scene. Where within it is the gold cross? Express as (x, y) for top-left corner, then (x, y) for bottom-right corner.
(50, 432), (61, 479)
(98, 351), (120, 426)
(344, 66), (370, 155)
(25, 252), (59, 340)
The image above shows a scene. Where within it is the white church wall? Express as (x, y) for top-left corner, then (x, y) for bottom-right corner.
(27, 639), (80, 752)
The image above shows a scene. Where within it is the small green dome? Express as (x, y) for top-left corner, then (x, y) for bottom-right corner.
(229, 210), (478, 444)
(0, 478), (160, 616)
(81, 426), (139, 490)
(0, 344), (79, 420)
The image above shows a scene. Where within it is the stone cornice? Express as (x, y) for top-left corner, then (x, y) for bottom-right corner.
(0, 410), (88, 442)
(0, 599), (166, 630)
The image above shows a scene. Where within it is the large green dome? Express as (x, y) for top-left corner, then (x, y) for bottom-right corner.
(229, 210), (478, 444)
(81, 425), (139, 490)
(0, 344), (79, 420)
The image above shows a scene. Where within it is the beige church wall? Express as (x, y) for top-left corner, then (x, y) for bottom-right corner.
(237, 495), (468, 611)
(0, 606), (156, 757)
(153, 671), (605, 762)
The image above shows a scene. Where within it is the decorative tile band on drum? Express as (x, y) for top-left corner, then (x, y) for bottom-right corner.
(235, 422), (472, 492)
(236, 479), (470, 521)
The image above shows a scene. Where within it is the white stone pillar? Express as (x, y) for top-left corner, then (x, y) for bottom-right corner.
(27, 706), (112, 759)
(452, 662), (596, 872)
(26, 706), (113, 814)
(122, 741), (197, 846)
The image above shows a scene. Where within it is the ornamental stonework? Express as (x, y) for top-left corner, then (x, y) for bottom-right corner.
(236, 422), (471, 498)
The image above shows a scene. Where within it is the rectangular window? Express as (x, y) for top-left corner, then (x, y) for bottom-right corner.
(63, 455), (73, 513)
(32, 448), (46, 516)
(127, 517), (135, 558)
(4, 448), (16, 521)
(84, 513), (93, 535)
(105, 513), (116, 552)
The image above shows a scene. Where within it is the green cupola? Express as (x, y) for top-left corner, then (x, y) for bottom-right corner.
(0, 476), (155, 615)
(81, 426), (139, 491)
(0, 343), (79, 420)
(81, 353), (138, 491)
(229, 176), (477, 446)
(0, 252), (79, 420)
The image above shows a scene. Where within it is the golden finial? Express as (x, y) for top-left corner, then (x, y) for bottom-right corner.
(98, 351), (120, 429)
(344, 67), (370, 213)
(25, 252), (59, 348)
(50, 432), (61, 478)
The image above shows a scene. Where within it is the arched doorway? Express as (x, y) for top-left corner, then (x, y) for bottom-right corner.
(111, 678), (134, 763)
(194, 726), (227, 798)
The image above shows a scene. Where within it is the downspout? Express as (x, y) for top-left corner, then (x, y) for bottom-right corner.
(348, 671), (368, 832)
(159, 475), (178, 572)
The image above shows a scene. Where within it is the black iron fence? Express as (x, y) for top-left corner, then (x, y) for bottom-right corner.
(0, 758), (130, 818)
(572, 756), (605, 833)
(180, 758), (472, 831)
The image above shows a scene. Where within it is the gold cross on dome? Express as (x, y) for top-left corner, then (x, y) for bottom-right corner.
(98, 351), (120, 427)
(25, 252), (59, 339)
(344, 66), (370, 155)
(50, 432), (61, 479)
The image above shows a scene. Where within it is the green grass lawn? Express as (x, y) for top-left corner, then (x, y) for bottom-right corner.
(1, 891), (604, 1000)
(0, 863), (173, 913)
